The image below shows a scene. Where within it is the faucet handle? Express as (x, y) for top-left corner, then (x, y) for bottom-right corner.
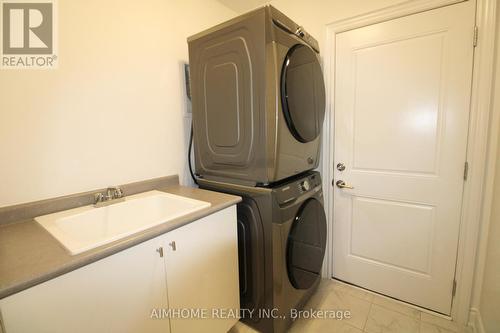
(107, 186), (123, 199)
(114, 187), (123, 198)
(94, 192), (105, 204)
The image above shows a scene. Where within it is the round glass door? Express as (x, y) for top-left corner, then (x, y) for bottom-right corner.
(281, 44), (326, 143)
(286, 198), (327, 289)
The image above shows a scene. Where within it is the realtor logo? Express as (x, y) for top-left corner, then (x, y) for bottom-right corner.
(1, 0), (57, 68)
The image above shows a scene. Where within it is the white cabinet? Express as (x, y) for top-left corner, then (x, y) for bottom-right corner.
(165, 207), (239, 333)
(0, 206), (239, 333)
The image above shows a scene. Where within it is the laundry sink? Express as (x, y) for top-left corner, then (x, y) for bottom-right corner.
(35, 190), (211, 255)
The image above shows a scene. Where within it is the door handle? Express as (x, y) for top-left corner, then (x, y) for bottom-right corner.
(335, 180), (354, 189)
(169, 241), (176, 251)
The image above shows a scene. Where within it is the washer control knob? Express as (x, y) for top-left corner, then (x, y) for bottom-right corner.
(300, 180), (311, 192)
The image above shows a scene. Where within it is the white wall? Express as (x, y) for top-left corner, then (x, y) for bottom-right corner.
(0, 0), (236, 207)
(268, 0), (409, 56)
(475, 4), (500, 330)
(479, 143), (500, 331)
(246, 0), (500, 329)
(216, 0), (413, 60)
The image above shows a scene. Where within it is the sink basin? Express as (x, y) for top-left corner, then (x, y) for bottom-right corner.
(35, 190), (211, 255)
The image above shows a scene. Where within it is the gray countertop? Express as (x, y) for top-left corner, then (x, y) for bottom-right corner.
(0, 185), (241, 299)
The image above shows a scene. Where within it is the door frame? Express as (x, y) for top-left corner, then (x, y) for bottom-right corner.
(321, 0), (498, 326)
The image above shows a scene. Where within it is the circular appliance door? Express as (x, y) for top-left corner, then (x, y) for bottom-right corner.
(287, 198), (327, 290)
(281, 44), (326, 143)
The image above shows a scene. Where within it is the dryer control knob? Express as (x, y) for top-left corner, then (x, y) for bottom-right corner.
(295, 26), (305, 38)
(300, 180), (311, 192)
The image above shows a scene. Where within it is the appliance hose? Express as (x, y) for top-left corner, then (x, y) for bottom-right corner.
(188, 123), (198, 185)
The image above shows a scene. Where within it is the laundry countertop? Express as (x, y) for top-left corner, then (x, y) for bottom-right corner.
(0, 184), (241, 300)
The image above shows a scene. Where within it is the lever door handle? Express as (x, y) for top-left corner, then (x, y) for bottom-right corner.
(335, 180), (354, 189)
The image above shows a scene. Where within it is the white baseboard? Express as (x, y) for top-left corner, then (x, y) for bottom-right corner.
(469, 308), (485, 333)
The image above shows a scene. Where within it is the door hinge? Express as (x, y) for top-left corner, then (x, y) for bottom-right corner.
(464, 161), (469, 181)
(452, 279), (457, 297)
(473, 26), (479, 47)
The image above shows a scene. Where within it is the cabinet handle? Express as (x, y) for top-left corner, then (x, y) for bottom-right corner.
(169, 241), (176, 251)
(156, 247), (164, 257)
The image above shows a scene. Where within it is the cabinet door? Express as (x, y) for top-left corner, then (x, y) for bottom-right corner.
(0, 235), (170, 333)
(165, 206), (239, 333)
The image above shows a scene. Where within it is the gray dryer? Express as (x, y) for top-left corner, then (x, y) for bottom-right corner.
(188, 6), (326, 185)
(198, 171), (327, 333)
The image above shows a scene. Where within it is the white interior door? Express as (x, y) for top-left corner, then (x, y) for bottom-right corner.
(333, 1), (475, 314)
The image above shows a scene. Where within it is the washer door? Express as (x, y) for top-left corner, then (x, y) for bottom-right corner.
(287, 198), (327, 289)
(281, 44), (326, 143)
(237, 199), (266, 317)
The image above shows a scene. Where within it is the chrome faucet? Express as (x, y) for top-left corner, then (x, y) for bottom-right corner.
(94, 186), (125, 207)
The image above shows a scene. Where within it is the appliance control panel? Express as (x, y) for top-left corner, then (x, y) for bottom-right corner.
(275, 172), (322, 205)
(298, 173), (320, 193)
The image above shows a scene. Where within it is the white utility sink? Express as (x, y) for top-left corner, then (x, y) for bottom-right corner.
(35, 190), (211, 255)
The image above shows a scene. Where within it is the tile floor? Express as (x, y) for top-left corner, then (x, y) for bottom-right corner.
(230, 279), (471, 333)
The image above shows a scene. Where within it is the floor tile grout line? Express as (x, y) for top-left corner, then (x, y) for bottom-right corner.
(335, 289), (373, 303)
(362, 302), (373, 332)
(339, 281), (426, 324)
(420, 320), (460, 333)
(312, 280), (456, 333)
(343, 321), (363, 332)
(334, 278), (455, 323)
(331, 283), (375, 303)
(233, 278), (459, 333)
(372, 299), (422, 321)
(370, 302), (423, 329)
(337, 281), (421, 320)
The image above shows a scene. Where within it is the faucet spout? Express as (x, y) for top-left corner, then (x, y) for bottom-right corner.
(94, 186), (125, 207)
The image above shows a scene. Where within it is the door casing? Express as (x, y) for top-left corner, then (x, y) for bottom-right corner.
(321, 0), (498, 327)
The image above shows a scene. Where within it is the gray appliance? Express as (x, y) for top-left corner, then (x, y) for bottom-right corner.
(188, 6), (326, 186)
(198, 171), (327, 333)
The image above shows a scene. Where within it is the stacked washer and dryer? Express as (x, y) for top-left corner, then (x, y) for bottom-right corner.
(188, 6), (327, 333)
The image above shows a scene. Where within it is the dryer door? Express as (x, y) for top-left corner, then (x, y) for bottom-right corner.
(287, 198), (327, 289)
(281, 44), (326, 143)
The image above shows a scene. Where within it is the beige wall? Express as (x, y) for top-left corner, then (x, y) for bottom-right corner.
(218, 0), (413, 58)
(477, 7), (500, 331)
(220, 0), (500, 329)
(0, 0), (236, 207)
(252, 0), (500, 329)
(480, 142), (500, 331)
(269, 0), (409, 56)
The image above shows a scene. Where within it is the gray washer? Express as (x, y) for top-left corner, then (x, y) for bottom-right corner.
(198, 171), (327, 333)
(188, 6), (325, 186)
